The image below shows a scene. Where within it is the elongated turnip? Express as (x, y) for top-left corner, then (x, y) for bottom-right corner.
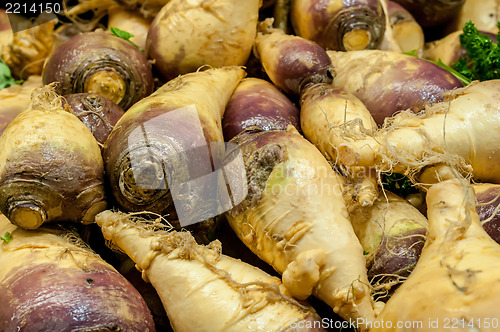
(42, 30), (154, 110)
(0, 85), (107, 229)
(371, 179), (500, 331)
(387, 1), (424, 52)
(254, 19), (334, 96)
(290, 0), (386, 51)
(103, 66), (245, 228)
(146, 0), (260, 81)
(299, 83), (378, 206)
(0, 213), (155, 331)
(225, 129), (377, 328)
(96, 210), (326, 332)
(222, 77), (300, 140)
(327, 49), (463, 124)
(337, 80), (500, 184)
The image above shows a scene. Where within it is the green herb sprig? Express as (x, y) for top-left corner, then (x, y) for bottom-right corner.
(1, 231), (13, 243)
(0, 58), (23, 91)
(110, 27), (144, 52)
(452, 21), (500, 82)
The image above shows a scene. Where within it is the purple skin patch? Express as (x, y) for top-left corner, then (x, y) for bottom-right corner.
(223, 81), (300, 140)
(0, 262), (155, 331)
(274, 39), (333, 95)
(64, 93), (125, 145)
(476, 187), (500, 244)
(360, 56), (463, 124)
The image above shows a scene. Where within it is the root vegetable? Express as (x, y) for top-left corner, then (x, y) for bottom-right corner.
(225, 129), (377, 328)
(1, 20), (56, 80)
(349, 191), (427, 300)
(42, 30), (154, 110)
(222, 77), (300, 141)
(96, 210), (326, 332)
(337, 80), (500, 184)
(107, 5), (152, 51)
(0, 75), (43, 136)
(0, 213), (155, 331)
(290, 0), (386, 51)
(474, 183), (500, 244)
(372, 179), (500, 331)
(0, 85), (107, 229)
(327, 49), (464, 124)
(450, 0), (500, 34)
(299, 83), (378, 206)
(391, 0), (466, 28)
(387, 1), (424, 53)
(63, 93), (125, 145)
(254, 19), (334, 96)
(103, 66), (245, 225)
(146, 0), (260, 82)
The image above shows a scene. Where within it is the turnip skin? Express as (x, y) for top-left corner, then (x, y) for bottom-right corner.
(299, 83), (378, 206)
(387, 1), (424, 53)
(392, 0), (466, 28)
(338, 80), (500, 184)
(255, 20), (334, 96)
(107, 5), (152, 51)
(225, 129), (376, 327)
(42, 30), (154, 110)
(63, 93), (125, 145)
(327, 49), (464, 125)
(474, 183), (500, 244)
(0, 76), (43, 136)
(451, 0), (500, 34)
(372, 179), (500, 331)
(0, 214), (155, 331)
(290, 0), (386, 51)
(146, 0), (260, 81)
(103, 67), (245, 218)
(222, 78), (300, 140)
(0, 87), (106, 229)
(96, 210), (326, 332)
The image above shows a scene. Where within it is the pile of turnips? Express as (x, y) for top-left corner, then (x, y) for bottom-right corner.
(1, 0), (500, 331)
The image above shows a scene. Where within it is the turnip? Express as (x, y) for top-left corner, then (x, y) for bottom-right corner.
(225, 129), (377, 327)
(42, 30), (154, 110)
(103, 66), (245, 227)
(387, 1), (424, 53)
(0, 75), (42, 136)
(290, 0), (386, 51)
(222, 77), (300, 141)
(0, 213), (155, 331)
(1, 20), (56, 80)
(449, 0), (499, 34)
(337, 80), (500, 184)
(349, 191), (427, 300)
(391, 0), (466, 28)
(146, 0), (260, 82)
(0, 85), (107, 229)
(254, 19), (334, 96)
(299, 83), (378, 206)
(63, 93), (125, 146)
(327, 49), (464, 124)
(107, 5), (152, 51)
(474, 183), (500, 244)
(95, 210), (326, 332)
(371, 179), (500, 330)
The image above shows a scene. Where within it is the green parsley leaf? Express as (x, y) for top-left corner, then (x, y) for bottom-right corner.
(110, 27), (144, 52)
(0, 58), (22, 90)
(1, 231), (13, 243)
(381, 173), (418, 198)
(451, 21), (500, 82)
